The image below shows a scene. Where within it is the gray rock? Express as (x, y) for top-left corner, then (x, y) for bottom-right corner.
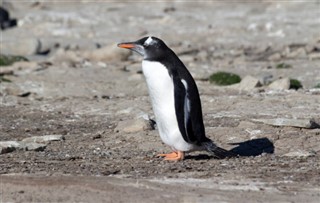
(259, 74), (273, 86)
(252, 118), (319, 129)
(1, 37), (41, 56)
(115, 118), (154, 133)
(49, 49), (83, 64)
(308, 52), (320, 60)
(268, 78), (290, 90)
(0, 141), (20, 154)
(282, 150), (315, 157)
(268, 53), (282, 61)
(20, 142), (47, 151)
(236, 75), (261, 90)
(285, 47), (307, 59)
(128, 74), (143, 81)
(22, 135), (65, 143)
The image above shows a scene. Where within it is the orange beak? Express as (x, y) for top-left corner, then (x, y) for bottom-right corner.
(117, 43), (135, 49)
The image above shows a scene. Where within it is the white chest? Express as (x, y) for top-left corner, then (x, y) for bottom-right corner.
(141, 60), (194, 151)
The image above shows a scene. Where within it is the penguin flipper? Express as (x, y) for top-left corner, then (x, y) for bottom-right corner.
(202, 141), (236, 159)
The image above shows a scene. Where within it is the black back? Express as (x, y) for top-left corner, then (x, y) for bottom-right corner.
(142, 37), (210, 145)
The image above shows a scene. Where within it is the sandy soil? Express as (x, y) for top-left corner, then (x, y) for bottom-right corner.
(1, 1), (320, 202)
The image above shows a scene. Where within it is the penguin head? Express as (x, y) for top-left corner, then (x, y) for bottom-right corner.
(118, 36), (169, 60)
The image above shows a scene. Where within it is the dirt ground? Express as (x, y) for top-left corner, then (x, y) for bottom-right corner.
(1, 1), (320, 202)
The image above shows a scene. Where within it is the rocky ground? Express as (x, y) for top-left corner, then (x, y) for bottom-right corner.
(1, 1), (320, 202)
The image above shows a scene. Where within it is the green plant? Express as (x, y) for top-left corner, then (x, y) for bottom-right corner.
(289, 79), (303, 90)
(0, 55), (28, 66)
(209, 71), (241, 86)
(276, 63), (292, 69)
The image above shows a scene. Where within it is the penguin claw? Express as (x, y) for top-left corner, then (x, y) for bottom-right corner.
(157, 151), (185, 161)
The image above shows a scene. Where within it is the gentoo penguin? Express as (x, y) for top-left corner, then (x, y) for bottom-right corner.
(118, 36), (234, 161)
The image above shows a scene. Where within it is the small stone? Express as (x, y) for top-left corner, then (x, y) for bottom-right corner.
(259, 74), (273, 85)
(115, 118), (154, 133)
(252, 118), (319, 129)
(286, 47), (307, 59)
(308, 52), (320, 60)
(128, 74), (143, 81)
(123, 63), (141, 73)
(268, 78), (290, 90)
(22, 135), (65, 143)
(84, 44), (131, 62)
(268, 53), (282, 61)
(236, 75), (261, 90)
(0, 141), (20, 154)
(282, 150), (315, 157)
(49, 49), (83, 64)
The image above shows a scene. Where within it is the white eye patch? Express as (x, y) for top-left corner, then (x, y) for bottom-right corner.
(144, 37), (154, 46)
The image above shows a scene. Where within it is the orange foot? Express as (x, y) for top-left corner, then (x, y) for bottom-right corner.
(157, 151), (185, 161)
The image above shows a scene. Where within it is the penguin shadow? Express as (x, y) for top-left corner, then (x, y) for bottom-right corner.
(185, 138), (274, 160)
(229, 137), (274, 157)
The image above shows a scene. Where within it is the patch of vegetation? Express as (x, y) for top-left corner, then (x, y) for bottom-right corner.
(289, 79), (303, 90)
(276, 63), (292, 69)
(0, 76), (12, 83)
(0, 55), (28, 66)
(314, 83), (320, 88)
(209, 71), (241, 86)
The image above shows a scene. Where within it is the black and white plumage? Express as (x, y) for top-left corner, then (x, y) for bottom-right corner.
(118, 36), (234, 160)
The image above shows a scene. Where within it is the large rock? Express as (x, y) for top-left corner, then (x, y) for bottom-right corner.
(1, 35), (41, 55)
(20, 142), (47, 151)
(268, 78), (290, 90)
(236, 75), (261, 90)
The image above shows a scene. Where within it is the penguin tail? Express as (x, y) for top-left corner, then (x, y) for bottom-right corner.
(202, 141), (236, 159)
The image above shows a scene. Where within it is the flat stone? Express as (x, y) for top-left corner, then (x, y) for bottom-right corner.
(268, 78), (290, 90)
(0, 141), (20, 154)
(282, 150), (315, 157)
(252, 118), (319, 129)
(20, 142), (47, 151)
(22, 135), (65, 144)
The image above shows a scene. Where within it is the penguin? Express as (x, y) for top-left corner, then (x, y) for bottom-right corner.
(118, 36), (234, 161)
(0, 7), (17, 30)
